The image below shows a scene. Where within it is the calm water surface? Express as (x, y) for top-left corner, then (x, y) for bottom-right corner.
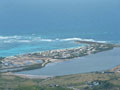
(17, 48), (120, 76)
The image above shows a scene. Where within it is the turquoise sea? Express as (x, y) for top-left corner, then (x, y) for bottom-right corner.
(0, 0), (120, 57)
(0, 0), (120, 76)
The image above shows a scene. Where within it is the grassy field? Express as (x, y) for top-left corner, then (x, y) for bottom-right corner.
(0, 72), (120, 90)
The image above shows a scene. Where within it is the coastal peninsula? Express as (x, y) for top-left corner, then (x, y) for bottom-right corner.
(0, 40), (118, 72)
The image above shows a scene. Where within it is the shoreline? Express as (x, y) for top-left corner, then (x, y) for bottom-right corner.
(16, 48), (120, 77)
(2, 63), (118, 79)
(0, 40), (119, 73)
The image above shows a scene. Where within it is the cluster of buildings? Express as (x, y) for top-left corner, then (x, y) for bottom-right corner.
(0, 43), (114, 72)
(0, 56), (43, 70)
(34, 44), (113, 59)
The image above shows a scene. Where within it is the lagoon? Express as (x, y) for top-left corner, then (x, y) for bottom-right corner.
(17, 48), (120, 76)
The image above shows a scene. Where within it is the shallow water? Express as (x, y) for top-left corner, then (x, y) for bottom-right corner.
(17, 48), (120, 76)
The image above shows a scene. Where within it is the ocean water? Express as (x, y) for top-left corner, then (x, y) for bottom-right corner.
(0, 0), (120, 57)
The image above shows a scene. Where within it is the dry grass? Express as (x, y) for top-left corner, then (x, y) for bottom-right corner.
(40, 73), (114, 86)
(0, 72), (120, 89)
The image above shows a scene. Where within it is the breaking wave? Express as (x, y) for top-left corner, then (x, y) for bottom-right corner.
(0, 35), (109, 57)
(60, 38), (107, 43)
(0, 35), (54, 43)
(0, 35), (107, 44)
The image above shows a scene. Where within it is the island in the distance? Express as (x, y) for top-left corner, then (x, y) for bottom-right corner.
(0, 40), (120, 72)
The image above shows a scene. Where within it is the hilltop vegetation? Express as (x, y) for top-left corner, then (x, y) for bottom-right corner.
(0, 73), (71, 90)
(1, 72), (120, 90)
